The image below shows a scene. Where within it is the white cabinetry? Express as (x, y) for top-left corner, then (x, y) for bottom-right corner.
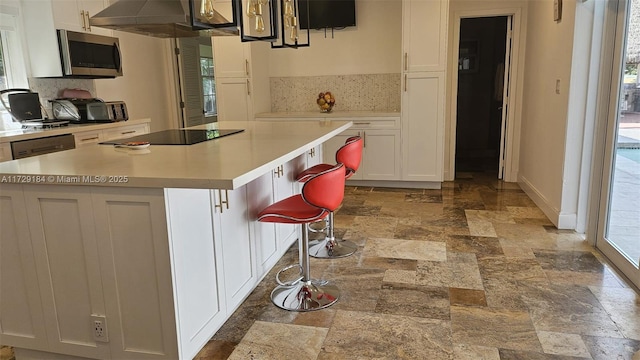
(402, 0), (448, 72)
(212, 37), (270, 121)
(0, 143), (12, 161)
(212, 188), (257, 312)
(402, 73), (445, 181)
(101, 123), (150, 142)
(323, 118), (401, 181)
(74, 129), (102, 147)
(401, 0), (448, 183)
(52, 0), (112, 35)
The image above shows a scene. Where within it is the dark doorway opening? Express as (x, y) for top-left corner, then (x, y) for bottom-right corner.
(455, 16), (508, 175)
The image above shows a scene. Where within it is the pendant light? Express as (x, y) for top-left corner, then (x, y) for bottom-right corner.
(271, 0), (309, 48)
(236, 0), (278, 42)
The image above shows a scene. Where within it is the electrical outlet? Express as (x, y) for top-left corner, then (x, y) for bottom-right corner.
(91, 315), (109, 342)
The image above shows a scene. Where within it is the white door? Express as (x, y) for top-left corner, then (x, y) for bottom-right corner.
(498, 16), (513, 180)
(176, 38), (206, 128)
(593, 0), (640, 288)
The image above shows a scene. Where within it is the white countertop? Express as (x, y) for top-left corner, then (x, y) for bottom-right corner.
(254, 110), (400, 119)
(0, 120), (352, 189)
(0, 118), (151, 143)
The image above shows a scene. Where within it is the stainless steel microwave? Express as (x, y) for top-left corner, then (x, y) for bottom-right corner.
(57, 30), (123, 78)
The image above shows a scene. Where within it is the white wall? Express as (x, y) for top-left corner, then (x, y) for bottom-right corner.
(518, 0), (577, 227)
(267, 0), (402, 77)
(94, 32), (177, 131)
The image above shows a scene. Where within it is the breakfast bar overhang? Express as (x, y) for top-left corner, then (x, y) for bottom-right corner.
(0, 120), (352, 360)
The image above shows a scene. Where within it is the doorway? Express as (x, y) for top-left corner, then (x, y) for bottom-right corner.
(455, 16), (509, 177)
(592, 0), (640, 288)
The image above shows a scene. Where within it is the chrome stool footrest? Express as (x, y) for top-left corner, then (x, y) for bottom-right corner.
(271, 280), (339, 311)
(275, 264), (304, 286)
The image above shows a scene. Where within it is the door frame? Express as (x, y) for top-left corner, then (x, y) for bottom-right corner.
(588, 0), (640, 288)
(446, 8), (525, 182)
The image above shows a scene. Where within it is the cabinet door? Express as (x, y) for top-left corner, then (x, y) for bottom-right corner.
(402, 0), (448, 72)
(93, 187), (178, 360)
(51, 0), (111, 35)
(273, 157), (305, 249)
(216, 78), (253, 121)
(0, 142), (12, 161)
(212, 188), (257, 313)
(212, 36), (251, 78)
(402, 73), (445, 181)
(0, 185), (48, 351)
(361, 129), (401, 180)
(305, 144), (323, 169)
(165, 188), (226, 359)
(23, 186), (111, 359)
(247, 172), (279, 278)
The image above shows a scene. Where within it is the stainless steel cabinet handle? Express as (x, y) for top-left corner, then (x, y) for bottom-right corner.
(85, 11), (91, 31)
(404, 52), (408, 71)
(215, 189), (229, 213)
(353, 122), (371, 125)
(246, 79), (250, 95)
(363, 131), (366, 148)
(81, 10), (86, 30)
(82, 136), (99, 141)
(404, 74), (407, 92)
(245, 60), (249, 76)
(122, 130), (136, 135)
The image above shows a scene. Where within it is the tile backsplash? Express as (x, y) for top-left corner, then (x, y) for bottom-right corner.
(270, 73), (401, 112)
(28, 78), (96, 114)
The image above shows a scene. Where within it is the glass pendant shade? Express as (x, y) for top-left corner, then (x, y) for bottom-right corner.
(271, 0), (309, 48)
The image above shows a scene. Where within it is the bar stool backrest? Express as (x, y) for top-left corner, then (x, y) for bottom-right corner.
(336, 136), (363, 179)
(302, 163), (346, 212)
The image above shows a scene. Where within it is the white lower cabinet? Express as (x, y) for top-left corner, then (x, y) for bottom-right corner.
(74, 130), (102, 147)
(101, 123), (150, 142)
(323, 128), (401, 181)
(216, 78), (252, 122)
(0, 155), (307, 359)
(0, 143), (12, 161)
(401, 73), (445, 181)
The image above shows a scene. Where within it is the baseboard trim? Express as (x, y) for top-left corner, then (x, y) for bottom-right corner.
(346, 180), (442, 189)
(518, 175), (575, 229)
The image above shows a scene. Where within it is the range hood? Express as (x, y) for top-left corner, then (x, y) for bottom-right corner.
(89, 0), (239, 38)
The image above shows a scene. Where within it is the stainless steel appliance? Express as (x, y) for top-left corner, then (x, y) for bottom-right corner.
(52, 99), (128, 123)
(100, 129), (244, 145)
(10, 134), (76, 159)
(58, 30), (122, 78)
(89, 0), (239, 38)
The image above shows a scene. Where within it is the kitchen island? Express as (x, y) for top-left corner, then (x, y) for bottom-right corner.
(0, 120), (351, 360)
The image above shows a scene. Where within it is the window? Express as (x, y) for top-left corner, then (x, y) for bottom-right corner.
(0, 3), (29, 90)
(200, 56), (216, 116)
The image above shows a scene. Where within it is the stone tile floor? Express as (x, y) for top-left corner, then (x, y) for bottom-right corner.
(195, 173), (640, 360)
(2, 173), (638, 360)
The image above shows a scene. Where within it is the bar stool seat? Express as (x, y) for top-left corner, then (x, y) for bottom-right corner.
(296, 136), (363, 258)
(258, 163), (346, 311)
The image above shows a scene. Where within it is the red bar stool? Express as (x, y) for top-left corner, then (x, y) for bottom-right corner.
(258, 163), (346, 311)
(296, 136), (363, 258)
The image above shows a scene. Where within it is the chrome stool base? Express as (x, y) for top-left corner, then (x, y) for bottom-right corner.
(270, 280), (340, 312)
(309, 238), (358, 258)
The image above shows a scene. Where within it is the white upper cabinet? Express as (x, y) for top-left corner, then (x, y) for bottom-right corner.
(51, 0), (112, 36)
(213, 36), (251, 78)
(402, 0), (448, 72)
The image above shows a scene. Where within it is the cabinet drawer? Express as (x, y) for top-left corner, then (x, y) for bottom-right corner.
(334, 117), (400, 129)
(74, 130), (102, 147)
(0, 143), (13, 162)
(102, 124), (149, 141)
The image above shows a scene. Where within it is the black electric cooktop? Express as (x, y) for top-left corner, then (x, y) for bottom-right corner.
(101, 129), (244, 145)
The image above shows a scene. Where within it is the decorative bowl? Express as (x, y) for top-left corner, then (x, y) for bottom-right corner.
(317, 92), (336, 113)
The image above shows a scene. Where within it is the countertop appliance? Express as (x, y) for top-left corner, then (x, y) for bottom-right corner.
(10, 134), (76, 159)
(100, 129), (244, 145)
(53, 98), (128, 123)
(57, 30), (122, 78)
